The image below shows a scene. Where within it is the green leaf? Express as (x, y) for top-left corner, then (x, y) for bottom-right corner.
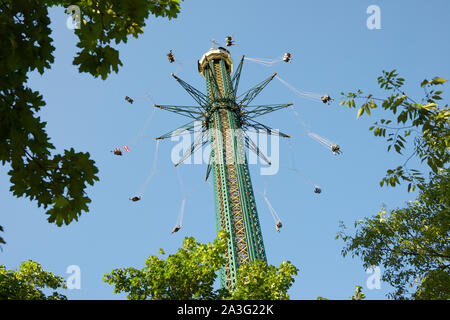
(374, 128), (380, 136)
(422, 103), (438, 109)
(357, 107), (364, 118)
(340, 168), (450, 299)
(420, 79), (429, 87)
(430, 77), (447, 85)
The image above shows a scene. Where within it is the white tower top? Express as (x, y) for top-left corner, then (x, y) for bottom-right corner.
(198, 46), (233, 78)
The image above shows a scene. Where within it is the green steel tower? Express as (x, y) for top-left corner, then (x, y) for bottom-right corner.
(156, 45), (291, 290)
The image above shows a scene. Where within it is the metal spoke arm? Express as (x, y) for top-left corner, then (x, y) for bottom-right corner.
(154, 104), (204, 119)
(243, 119), (290, 138)
(242, 103), (293, 119)
(237, 72), (277, 106)
(174, 130), (209, 166)
(171, 73), (208, 107)
(231, 55), (245, 96)
(243, 132), (272, 165)
(205, 152), (212, 181)
(156, 119), (204, 140)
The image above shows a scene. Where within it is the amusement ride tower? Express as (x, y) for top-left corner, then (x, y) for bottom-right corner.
(156, 44), (291, 290)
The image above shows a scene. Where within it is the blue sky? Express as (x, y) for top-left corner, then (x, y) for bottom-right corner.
(1, 0), (449, 299)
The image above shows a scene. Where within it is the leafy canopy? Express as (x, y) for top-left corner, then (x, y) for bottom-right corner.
(0, 260), (67, 300)
(103, 230), (299, 300)
(104, 230), (228, 300)
(0, 0), (183, 244)
(337, 71), (449, 299)
(229, 259), (298, 300)
(337, 168), (450, 299)
(339, 71), (449, 192)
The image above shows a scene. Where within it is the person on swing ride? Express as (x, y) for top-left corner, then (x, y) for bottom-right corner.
(331, 144), (342, 155)
(276, 219), (283, 232)
(125, 96), (134, 104)
(129, 195), (141, 202)
(225, 36), (236, 47)
(321, 94), (333, 105)
(282, 52), (292, 63)
(167, 50), (175, 63)
(171, 225), (181, 234)
(111, 148), (123, 156)
(314, 186), (322, 194)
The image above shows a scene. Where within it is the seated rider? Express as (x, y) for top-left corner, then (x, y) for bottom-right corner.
(111, 148), (123, 156)
(321, 94), (333, 105)
(331, 144), (342, 155)
(276, 219), (282, 232)
(225, 36), (236, 46)
(283, 52), (291, 62)
(125, 96), (134, 104)
(167, 50), (175, 63)
(171, 225), (181, 234)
